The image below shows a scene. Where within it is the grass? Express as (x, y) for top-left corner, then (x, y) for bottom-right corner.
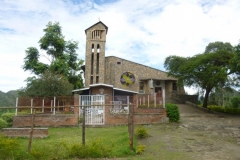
(14, 126), (136, 159)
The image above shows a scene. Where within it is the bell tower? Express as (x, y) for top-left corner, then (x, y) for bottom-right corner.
(84, 21), (108, 87)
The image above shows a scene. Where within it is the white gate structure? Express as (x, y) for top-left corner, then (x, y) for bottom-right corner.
(80, 95), (105, 125)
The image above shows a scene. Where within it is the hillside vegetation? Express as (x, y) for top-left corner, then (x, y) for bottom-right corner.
(0, 90), (18, 107)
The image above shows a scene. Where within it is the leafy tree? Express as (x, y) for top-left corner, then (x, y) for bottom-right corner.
(23, 22), (83, 89)
(164, 42), (235, 108)
(19, 71), (73, 97)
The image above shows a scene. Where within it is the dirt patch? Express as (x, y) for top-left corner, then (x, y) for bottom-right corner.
(134, 112), (240, 160)
(98, 105), (240, 160)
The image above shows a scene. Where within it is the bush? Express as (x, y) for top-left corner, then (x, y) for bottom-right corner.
(0, 118), (8, 129)
(29, 147), (46, 160)
(231, 97), (240, 108)
(64, 139), (113, 158)
(136, 143), (146, 154)
(1, 112), (15, 126)
(0, 133), (20, 159)
(207, 105), (240, 114)
(135, 126), (149, 139)
(166, 103), (180, 122)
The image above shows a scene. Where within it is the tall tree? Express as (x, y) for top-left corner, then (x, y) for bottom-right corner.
(23, 22), (83, 89)
(19, 71), (73, 97)
(164, 42), (235, 108)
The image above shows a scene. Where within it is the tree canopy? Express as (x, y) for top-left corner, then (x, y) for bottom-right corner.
(164, 41), (237, 108)
(19, 71), (73, 97)
(22, 22), (83, 96)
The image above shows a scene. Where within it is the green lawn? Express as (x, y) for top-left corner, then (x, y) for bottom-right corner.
(9, 126), (136, 159)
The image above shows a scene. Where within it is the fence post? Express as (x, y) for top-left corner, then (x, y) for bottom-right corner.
(154, 93), (156, 108)
(148, 95), (149, 108)
(51, 100), (53, 112)
(82, 101), (86, 146)
(79, 95), (81, 118)
(42, 99), (44, 113)
(163, 89), (165, 108)
(28, 109), (36, 152)
(15, 97), (18, 116)
(128, 96), (134, 150)
(53, 97), (56, 115)
(31, 99), (33, 114)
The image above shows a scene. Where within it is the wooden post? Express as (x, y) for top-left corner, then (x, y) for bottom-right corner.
(15, 97), (18, 116)
(163, 88), (165, 108)
(82, 103), (86, 146)
(42, 99), (44, 113)
(30, 98), (33, 114)
(28, 109), (36, 152)
(128, 96), (134, 150)
(53, 97), (56, 115)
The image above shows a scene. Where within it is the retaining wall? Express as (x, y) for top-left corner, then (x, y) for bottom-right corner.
(12, 114), (78, 127)
(1, 128), (48, 138)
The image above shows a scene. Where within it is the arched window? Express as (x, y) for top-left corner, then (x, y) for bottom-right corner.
(91, 44), (94, 53)
(97, 44), (100, 53)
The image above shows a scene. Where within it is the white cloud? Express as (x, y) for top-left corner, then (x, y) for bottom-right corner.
(1, 0), (240, 93)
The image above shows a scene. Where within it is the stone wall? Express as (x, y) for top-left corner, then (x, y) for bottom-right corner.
(178, 95), (198, 104)
(104, 56), (177, 97)
(12, 114), (78, 127)
(1, 128), (48, 138)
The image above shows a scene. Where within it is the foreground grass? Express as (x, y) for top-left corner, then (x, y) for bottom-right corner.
(13, 126), (136, 159)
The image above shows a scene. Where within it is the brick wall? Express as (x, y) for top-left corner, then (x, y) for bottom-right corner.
(12, 114), (78, 127)
(1, 128), (48, 138)
(104, 103), (167, 125)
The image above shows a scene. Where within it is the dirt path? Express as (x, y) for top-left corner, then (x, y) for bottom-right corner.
(131, 104), (240, 160)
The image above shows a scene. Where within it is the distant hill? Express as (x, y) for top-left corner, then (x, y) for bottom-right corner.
(0, 90), (18, 107)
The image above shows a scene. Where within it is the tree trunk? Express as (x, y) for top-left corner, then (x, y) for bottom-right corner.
(203, 88), (212, 108)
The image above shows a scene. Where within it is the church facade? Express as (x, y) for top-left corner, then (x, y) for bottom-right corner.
(73, 21), (182, 103)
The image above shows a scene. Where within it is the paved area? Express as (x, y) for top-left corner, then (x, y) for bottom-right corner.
(177, 103), (219, 117)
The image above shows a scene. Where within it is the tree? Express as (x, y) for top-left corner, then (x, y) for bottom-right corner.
(164, 42), (235, 108)
(19, 71), (73, 97)
(23, 22), (83, 89)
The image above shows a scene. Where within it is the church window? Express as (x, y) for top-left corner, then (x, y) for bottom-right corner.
(91, 44), (94, 53)
(96, 53), (99, 74)
(92, 30), (104, 40)
(90, 76), (93, 84)
(97, 44), (100, 53)
(156, 80), (161, 86)
(173, 82), (177, 91)
(120, 72), (135, 87)
(96, 76), (99, 83)
(139, 82), (144, 90)
(91, 52), (94, 74)
(117, 62), (121, 65)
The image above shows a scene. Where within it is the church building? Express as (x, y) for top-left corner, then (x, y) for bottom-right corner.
(73, 21), (182, 104)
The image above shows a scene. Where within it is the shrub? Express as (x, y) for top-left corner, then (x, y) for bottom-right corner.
(231, 97), (240, 108)
(29, 147), (46, 160)
(207, 105), (240, 114)
(0, 133), (20, 159)
(64, 139), (113, 158)
(1, 112), (15, 126)
(136, 143), (146, 154)
(166, 103), (180, 122)
(135, 126), (149, 138)
(0, 118), (8, 129)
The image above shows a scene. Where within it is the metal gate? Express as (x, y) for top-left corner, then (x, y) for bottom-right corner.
(80, 95), (105, 125)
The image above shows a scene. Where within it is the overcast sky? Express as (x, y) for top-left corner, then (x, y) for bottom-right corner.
(1, 0), (240, 93)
